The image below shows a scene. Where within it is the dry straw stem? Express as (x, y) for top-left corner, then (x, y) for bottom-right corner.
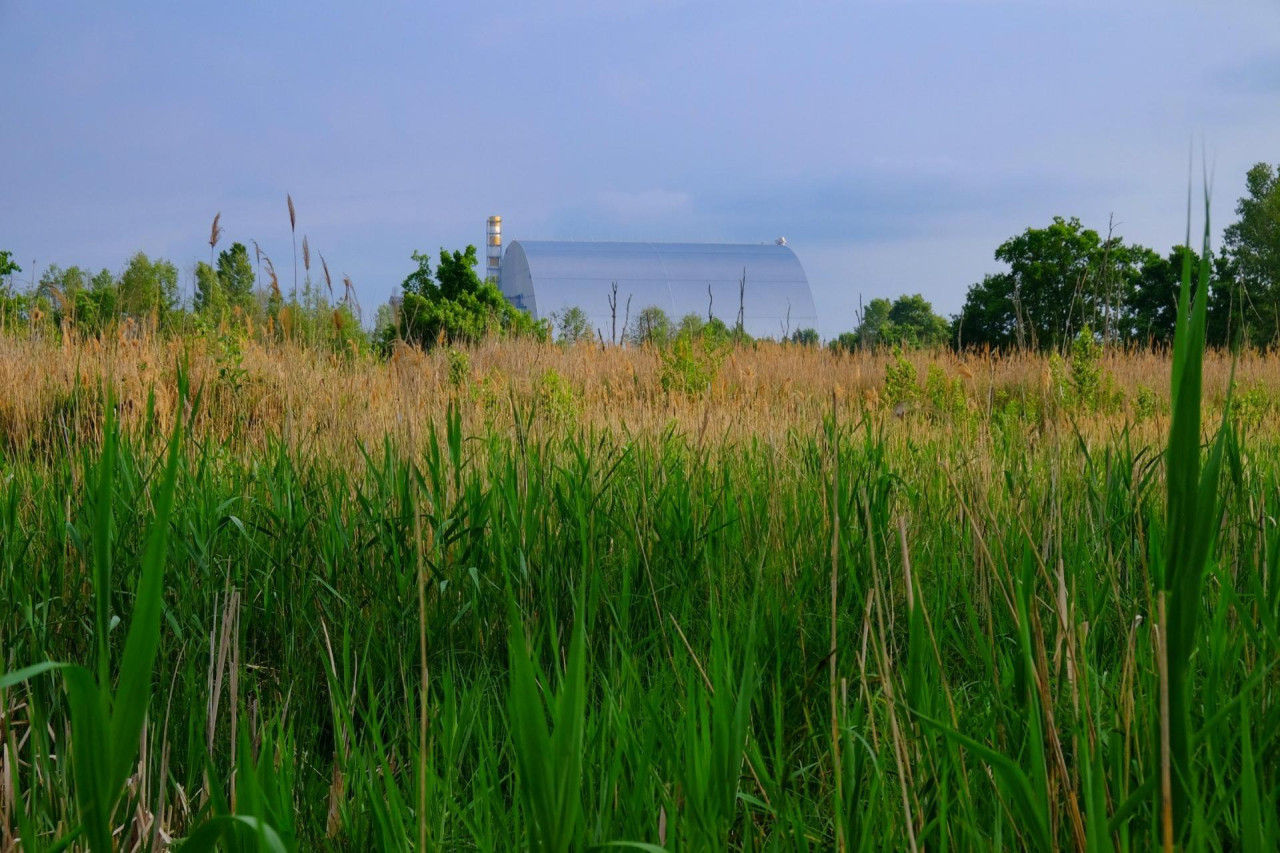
(0, 334), (1277, 467)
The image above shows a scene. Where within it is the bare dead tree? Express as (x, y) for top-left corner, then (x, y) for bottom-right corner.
(707, 284), (714, 323)
(1011, 279), (1029, 351)
(855, 294), (867, 353)
(608, 282), (619, 344)
(1100, 213), (1118, 349)
(620, 293), (632, 345)
(736, 267), (746, 334)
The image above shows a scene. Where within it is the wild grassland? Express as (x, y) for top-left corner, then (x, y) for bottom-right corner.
(1, 326), (1278, 850)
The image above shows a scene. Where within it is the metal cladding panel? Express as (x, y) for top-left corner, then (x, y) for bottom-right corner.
(497, 242), (537, 315)
(500, 240), (817, 339)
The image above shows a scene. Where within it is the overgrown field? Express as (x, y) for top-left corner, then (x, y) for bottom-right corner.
(1, 331), (1278, 850)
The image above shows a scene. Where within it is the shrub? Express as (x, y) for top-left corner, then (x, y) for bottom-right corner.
(659, 330), (727, 396)
(1134, 384), (1161, 421)
(1069, 325), (1105, 408)
(924, 364), (968, 421)
(537, 369), (581, 422)
(1234, 383), (1271, 429)
(447, 348), (471, 388)
(883, 347), (918, 407)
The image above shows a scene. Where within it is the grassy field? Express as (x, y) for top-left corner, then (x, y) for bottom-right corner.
(1, 316), (1278, 848)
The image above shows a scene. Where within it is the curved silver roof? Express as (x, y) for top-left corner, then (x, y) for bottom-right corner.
(500, 240), (818, 340)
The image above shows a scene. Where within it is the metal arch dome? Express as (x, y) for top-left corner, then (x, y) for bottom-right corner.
(498, 240), (817, 340)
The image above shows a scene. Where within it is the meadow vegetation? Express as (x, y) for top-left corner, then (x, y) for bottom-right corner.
(2, 264), (1280, 851)
(2, 183), (1280, 850)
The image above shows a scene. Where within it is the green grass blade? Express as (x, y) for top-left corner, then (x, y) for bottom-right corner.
(108, 419), (183, 795)
(92, 405), (116, 687)
(916, 713), (1051, 851)
(62, 665), (112, 853)
(0, 660), (71, 689)
(177, 815), (290, 853)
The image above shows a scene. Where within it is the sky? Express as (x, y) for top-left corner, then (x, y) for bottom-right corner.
(2, 1), (1278, 337)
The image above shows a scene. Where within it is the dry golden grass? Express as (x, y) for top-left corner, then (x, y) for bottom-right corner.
(2, 332), (1278, 463)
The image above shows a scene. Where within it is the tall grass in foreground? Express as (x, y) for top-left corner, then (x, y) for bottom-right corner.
(1, 221), (1277, 848)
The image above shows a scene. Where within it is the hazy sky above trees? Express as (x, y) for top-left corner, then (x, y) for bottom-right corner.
(2, 1), (1278, 334)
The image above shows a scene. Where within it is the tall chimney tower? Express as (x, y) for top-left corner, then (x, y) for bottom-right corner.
(486, 215), (502, 285)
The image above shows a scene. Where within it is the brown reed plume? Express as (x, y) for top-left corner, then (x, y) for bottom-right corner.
(209, 213), (223, 267)
(287, 194), (298, 302)
(321, 254), (333, 299)
(342, 274), (361, 322)
(302, 236), (311, 273)
(263, 255), (280, 300)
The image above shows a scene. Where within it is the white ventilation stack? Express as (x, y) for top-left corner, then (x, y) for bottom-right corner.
(486, 216), (502, 285)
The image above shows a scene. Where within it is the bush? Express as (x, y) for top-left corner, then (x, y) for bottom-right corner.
(660, 329), (727, 396)
(1134, 384), (1161, 421)
(537, 369), (581, 422)
(924, 364), (968, 421)
(883, 347), (918, 407)
(447, 348), (471, 388)
(1062, 325), (1121, 412)
(1234, 383), (1271, 429)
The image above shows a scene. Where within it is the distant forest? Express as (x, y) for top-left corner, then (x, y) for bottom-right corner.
(3, 161), (1279, 354)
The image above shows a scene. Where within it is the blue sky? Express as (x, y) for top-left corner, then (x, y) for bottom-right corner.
(2, 1), (1278, 335)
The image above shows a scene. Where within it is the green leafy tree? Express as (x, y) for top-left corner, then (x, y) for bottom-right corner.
(630, 305), (672, 347)
(0, 249), (20, 282)
(675, 313), (705, 339)
(953, 273), (1019, 349)
(992, 216), (1103, 350)
(552, 306), (593, 343)
(887, 293), (949, 346)
(852, 294), (948, 348)
(395, 245), (544, 348)
(1127, 246), (1201, 345)
(436, 247), (486, 301)
(855, 298), (893, 347)
(216, 242), (256, 314)
(194, 261), (226, 317)
(828, 331), (859, 354)
(36, 264), (120, 332)
(1221, 162), (1280, 345)
(80, 269), (119, 333)
(790, 327), (820, 346)
(0, 251), (27, 329)
(956, 218), (1150, 350)
(1206, 253), (1243, 348)
(401, 250), (436, 299)
(118, 252), (178, 323)
(36, 264), (84, 325)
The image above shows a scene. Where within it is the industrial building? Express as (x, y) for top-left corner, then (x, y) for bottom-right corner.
(484, 216), (818, 340)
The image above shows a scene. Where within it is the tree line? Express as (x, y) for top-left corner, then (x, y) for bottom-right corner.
(4, 161), (1278, 353)
(930, 161), (1278, 352)
(0, 202), (370, 354)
